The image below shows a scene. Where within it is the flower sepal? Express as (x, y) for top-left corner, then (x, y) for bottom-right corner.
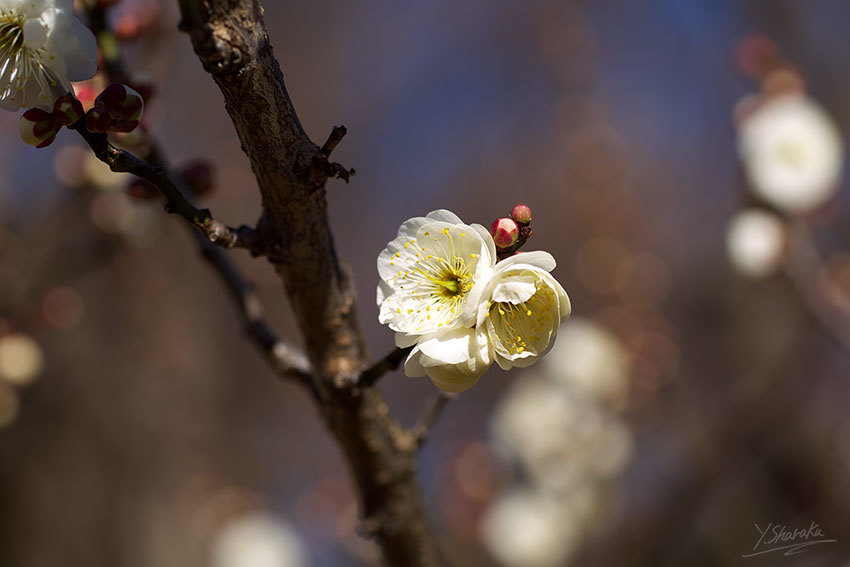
(19, 108), (61, 148)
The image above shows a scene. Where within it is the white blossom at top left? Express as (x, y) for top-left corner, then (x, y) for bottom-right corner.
(0, 0), (97, 111)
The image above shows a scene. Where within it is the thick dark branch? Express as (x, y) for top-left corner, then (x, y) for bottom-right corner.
(178, 2), (441, 565)
(359, 346), (414, 388)
(413, 393), (453, 448)
(70, 121), (262, 253)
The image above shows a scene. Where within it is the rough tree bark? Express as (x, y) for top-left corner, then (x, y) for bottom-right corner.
(176, 1), (442, 565)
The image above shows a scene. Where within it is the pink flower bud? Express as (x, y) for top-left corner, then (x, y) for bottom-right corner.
(85, 107), (112, 133)
(95, 83), (144, 122)
(53, 94), (85, 126)
(19, 109), (61, 148)
(490, 217), (519, 249)
(179, 159), (215, 197)
(510, 203), (532, 224)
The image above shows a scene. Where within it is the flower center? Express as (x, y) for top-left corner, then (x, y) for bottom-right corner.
(488, 282), (556, 355)
(0, 14), (24, 55)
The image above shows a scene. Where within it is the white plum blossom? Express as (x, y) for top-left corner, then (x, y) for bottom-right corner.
(377, 209), (496, 342)
(377, 210), (497, 391)
(377, 210), (570, 392)
(726, 209), (785, 278)
(0, 0), (98, 111)
(738, 94), (844, 214)
(475, 251), (570, 371)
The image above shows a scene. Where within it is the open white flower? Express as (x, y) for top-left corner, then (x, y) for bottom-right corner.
(475, 251), (570, 370)
(377, 209), (496, 345)
(0, 0), (98, 111)
(738, 94), (844, 214)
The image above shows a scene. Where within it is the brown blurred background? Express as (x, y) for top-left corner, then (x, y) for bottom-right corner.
(1, 0), (850, 565)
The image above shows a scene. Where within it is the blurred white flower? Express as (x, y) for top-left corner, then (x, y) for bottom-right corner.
(0, 332), (43, 385)
(542, 318), (629, 405)
(210, 512), (307, 567)
(475, 251), (571, 371)
(738, 94), (844, 214)
(0, 0), (98, 111)
(377, 209), (496, 341)
(491, 376), (633, 492)
(480, 488), (580, 567)
(726, 209), (785, 277)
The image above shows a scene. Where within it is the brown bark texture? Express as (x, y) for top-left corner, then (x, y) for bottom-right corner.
(177, 1), (442, 565)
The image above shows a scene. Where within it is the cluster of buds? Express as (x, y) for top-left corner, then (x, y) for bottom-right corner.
(19, 94), (85, 148)
(20, 83), (145, 148)
(85, 83), (145, 134)
(490, 203), (533, 254)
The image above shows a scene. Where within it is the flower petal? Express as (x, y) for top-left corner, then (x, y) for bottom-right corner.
(495, 250), (556, 272)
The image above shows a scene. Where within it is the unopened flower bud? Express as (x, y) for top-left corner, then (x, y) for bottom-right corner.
(490, 217), (519, 249)
(510, 203), (532, 225)
(179, 159), (215, 197)
(52, 94), (85, 126)
(96, 83), (144, 122)
(19, 108), (61, 148)
(85, 107), (112, 133)
(110, 119), (140, 133)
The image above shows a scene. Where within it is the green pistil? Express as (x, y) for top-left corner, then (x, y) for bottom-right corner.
(432, 277), (459, 295)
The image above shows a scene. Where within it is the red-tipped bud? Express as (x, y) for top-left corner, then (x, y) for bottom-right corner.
(510, 203), (532, 225)
(179, 159), (215, 197)
(127, 179), (159, 200)
(52, 94), (85, 126)
(95, 83), (144, 122)
(85, 107), (112, 133)
(490, 217), (519, 249)
(20, 108), (61, 148)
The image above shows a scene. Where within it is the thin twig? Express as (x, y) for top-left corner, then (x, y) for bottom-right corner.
(198, 237), (316, 392)
(69, 121), (263, 253)
(413, 393), (453, 448)
(359, 346), (414, 388)
(78, 3), (311, 388)
(321, 125), (347, 156)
